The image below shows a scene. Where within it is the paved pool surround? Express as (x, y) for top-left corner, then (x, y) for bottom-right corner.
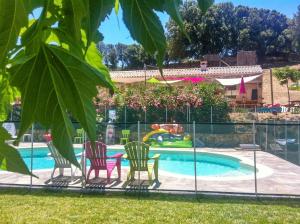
(1, 143), (299, 196)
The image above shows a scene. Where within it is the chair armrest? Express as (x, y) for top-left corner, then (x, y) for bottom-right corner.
(108, 153), (123, 159)
(150, 154), (160, 160)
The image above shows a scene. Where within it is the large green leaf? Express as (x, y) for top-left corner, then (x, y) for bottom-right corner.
(0, 127), (33, 176)
(10, 44), (114, 167)
(148, 0), (187, 38)
(120, 0), (166, 67)
(85, 42), (113, 85)
(0, 73), (20, 121)
(197, 0), (214, 13)
(23, 0), (45, 13)
(0, 0), (27, 67)
(60, 0), (87, 43)
(84, 0), (114, 46)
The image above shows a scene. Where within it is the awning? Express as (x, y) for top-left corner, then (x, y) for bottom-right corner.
(147, 77), (182, 84)
(179, 77), (206, 83)
(216, 74), (262, 86)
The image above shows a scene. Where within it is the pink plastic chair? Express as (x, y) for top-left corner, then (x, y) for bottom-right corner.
(84, 141), (123, 183)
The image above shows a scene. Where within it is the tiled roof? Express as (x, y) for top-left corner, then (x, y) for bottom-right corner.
(111, 65), (263, 83)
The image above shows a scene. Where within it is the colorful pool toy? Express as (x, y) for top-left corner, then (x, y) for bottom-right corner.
(143, 124), (193, 148)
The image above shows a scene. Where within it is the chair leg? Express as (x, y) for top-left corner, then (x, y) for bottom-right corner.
(148, 170), (152, 183)
(70, 167), (74, 182)
(154, 161), (159, 181)
(95, 169), (99, 178)
(86, 168), (93, 183)
(127, 170), (135, 181)
(117, 164), (121, 180)
(51, 168), (56, 180)
(59, 168), (64, 176)
(107, 170), (111, 184)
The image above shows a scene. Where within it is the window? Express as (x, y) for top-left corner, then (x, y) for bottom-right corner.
(251, 89), (258, 100)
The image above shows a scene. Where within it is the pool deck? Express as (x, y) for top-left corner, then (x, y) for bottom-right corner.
(1, 143), (300, 195)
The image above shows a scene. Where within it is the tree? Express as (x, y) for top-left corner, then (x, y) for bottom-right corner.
(0, 0), (214, 175)
(294, 5), (300, 53)
(167, 1), (293, 61)
(273, 67), (300, 109)
(115, 43), (128, 69)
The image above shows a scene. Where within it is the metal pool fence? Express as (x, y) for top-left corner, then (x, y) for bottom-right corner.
(10, 105), (300, 125)
(0, 120), (300, 197)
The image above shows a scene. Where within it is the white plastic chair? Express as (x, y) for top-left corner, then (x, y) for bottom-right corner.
(2, 122), (17, 139)
(46, 141), (76, 181)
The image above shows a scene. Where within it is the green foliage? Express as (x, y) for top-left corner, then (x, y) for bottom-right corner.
(0, 127), (33, 175)
(0, 0), (214, 174)
(99, 43), (156, 69)
(294, 5), (300, 53)
(0, 74), (20, 121)
(95, 83), (230, 123)
(167, 1), (293, 60)
(273, 67), (300, 85)
(0, 0), (27, 67)
(273, 67), (300, 107)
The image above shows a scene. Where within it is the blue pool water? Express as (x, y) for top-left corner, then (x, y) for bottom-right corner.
(19, 148), (253, 177)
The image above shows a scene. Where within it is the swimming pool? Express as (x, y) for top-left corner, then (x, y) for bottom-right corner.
(19, 147), (254, 177)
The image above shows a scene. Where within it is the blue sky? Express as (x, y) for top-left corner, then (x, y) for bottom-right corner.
(100, 0), (300, 45)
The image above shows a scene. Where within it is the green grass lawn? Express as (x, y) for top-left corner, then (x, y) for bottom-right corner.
(0, 189), (299, 224)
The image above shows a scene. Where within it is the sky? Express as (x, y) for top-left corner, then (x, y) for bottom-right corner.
(100, 0), (300, 45)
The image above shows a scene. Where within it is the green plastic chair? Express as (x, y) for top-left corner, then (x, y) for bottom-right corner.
(120, 129), (130, 145)
(124, 142), (160, 182)
(74, 128), (84, 144)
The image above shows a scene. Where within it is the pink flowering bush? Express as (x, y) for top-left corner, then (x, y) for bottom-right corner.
(94, 83), (229, 122)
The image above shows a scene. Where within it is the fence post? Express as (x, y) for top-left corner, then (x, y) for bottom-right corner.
(104, 105), (107, 122)
(210, 106), (213, 134)
(30, 124), (34, 188)
(138, 121), (141, 193)
(165, 107), (168, 123)
(298, 120), (300, 165)
(144, 108), (147, 131)
(285, 120), (287, 160)
(210, 106), (213, 124)
(124, 106), (127, 129)
(82, 130), (87, 189)
(186, 105), (189, 123)
(265, 120), (268, 151)
(253, 121), (258, 195)
(193, 121), (197, 195)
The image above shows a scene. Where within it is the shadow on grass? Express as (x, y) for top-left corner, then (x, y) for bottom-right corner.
(0, 187), (299, 208)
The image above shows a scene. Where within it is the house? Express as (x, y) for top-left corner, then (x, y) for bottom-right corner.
(110, 64), (264, 107)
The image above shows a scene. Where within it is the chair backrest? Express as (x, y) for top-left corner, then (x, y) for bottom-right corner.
(2, 122), (16, 137)
(122, 130), (130, 138)
(85, 141), (107, 168)
(43, 134), (70, 168)
(76, 128), (84, 137)
(124, 142), (149, 171)
(46, 141), (71, 167)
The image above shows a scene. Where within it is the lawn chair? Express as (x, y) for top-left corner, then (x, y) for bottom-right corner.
(120, 129), (130, 145)
(124, 141), (160, 182)
(74, 128), (84, 144)
(2, 122), (17, 143)
(85, 141), (123, 183)
(44, 134), (76, 181)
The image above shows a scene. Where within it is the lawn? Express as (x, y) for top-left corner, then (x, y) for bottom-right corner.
(0, 189), (299, 224)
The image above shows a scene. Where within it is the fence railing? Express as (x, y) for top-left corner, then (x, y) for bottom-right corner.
(1, 120), (300, 196)
(9, 105), (300, 126)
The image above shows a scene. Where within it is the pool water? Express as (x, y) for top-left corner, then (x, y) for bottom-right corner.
(19, 148), (254, 177)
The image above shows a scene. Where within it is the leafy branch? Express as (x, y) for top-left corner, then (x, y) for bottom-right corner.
(0, 0), (214, 175)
